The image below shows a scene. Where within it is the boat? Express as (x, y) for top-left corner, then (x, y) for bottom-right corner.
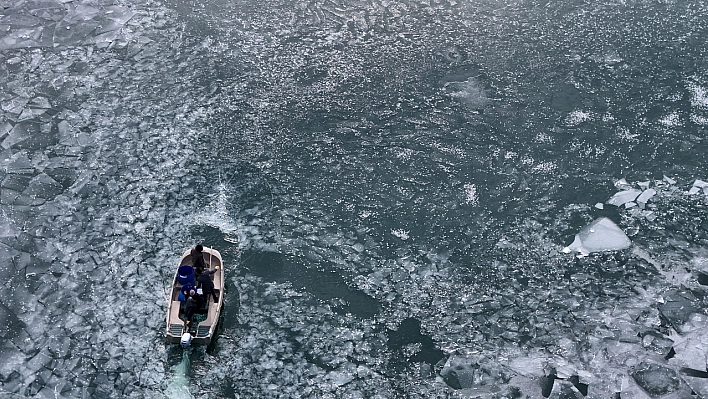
(165, 247), (224, 347)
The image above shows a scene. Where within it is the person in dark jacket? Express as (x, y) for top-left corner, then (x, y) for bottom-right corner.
(184, 289), (205, 327)
(191, 245), (208, 275)
(197, 266), (220, 303)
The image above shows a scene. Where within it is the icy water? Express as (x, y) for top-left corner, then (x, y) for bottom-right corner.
(1, 0), (708, 397)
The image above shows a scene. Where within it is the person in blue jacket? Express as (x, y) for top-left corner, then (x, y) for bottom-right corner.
(179, 281), (195, 302)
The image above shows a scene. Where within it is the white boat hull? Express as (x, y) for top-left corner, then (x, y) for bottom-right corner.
(165, 247), (224, 345)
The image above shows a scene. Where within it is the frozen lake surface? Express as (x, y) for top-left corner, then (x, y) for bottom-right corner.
(1, 0), (708, 397)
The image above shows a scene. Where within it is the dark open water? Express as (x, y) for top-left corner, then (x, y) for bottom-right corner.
(1, 0), (707, 397)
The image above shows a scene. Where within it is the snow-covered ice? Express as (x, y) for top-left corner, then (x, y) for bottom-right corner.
(564, 217), (632, 255)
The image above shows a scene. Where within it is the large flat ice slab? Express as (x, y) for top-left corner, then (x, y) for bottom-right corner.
(607, 189), (641, 206)
(688, 179), (708, 195)
(564, 217), (632, 255)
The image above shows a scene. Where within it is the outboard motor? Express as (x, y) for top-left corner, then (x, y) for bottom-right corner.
(180, 332), (193, 348)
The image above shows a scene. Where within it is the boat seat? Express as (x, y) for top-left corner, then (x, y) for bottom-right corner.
(169, 301), (181, 320)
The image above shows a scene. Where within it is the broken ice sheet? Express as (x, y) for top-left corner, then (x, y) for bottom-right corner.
(635, 188), (656, 208)
(614, 178), (631, 189)
(98, 7), (136, 33)
(606, 189), (641, 206)
(631, 361), (683, 397)
(563, 217), (631, 255)
(688, 179), (708, 195)
(693, 180), (708, 188)
(440, 355), (508, 390)
(658, 290), (699, 334)
(668, 313), (708, 371)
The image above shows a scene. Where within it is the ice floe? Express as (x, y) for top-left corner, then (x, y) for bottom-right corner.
(631, 361), (685, 397)
(606, 188), (641, 206)
(689, 179), (708, 195)
(636, 188), (657, 208)
(564, 217), (632, 255)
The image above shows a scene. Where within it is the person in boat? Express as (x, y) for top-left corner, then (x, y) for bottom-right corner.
(191, 244), (208, 275)
(197, 265), (220, 303)
(184, 289), (205, 327)
(179, 281), (195, 302)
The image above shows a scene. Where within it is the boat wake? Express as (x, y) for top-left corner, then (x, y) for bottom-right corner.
(164, 350), (193, 399)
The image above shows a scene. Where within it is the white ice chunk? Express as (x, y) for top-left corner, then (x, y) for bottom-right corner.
(29, 97), (51, 109)
(24, 173), (63, 200)
(691, 179), (708, 195)
(564, 217), (631, 255)
(2, 122), (34, 149)
(636, 189), (656, 205)
(4, 152), (34, 173)
(1, 95), (29, 116)
(18, 107), (46, 122)
(327, 369), (355, 388)
(692, 257), (708, 273)
(663, 175), (676, 185)
(614, 178), (631, 189)
(606, 189), (641, 206)
(69, 4), (101, 21)
(552, 358), (578, 379)
(391, 229), (409, 240)
(506, 353), (547, 377)
(693, 179), (708, 188)
(98, 7), (136, 33)
(668, 313), (708, 395)
(0, 121), (13, 140)
(594, 203), (604, 209)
